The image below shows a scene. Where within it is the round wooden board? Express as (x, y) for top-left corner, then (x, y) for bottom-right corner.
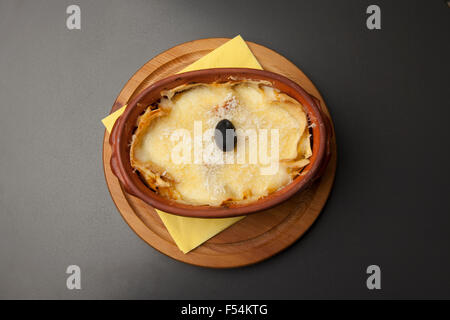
(102, 38), (337, 268)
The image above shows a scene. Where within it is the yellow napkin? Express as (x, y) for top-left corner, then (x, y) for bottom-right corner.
(102, 35), (262, 253)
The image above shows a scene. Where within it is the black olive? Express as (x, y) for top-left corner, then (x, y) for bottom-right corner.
(214, 119), (237, 152)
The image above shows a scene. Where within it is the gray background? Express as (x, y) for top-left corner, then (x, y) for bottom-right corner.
(0, 0), (449, 299)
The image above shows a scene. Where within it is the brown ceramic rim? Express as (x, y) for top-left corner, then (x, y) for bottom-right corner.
(109, 68), (331, 218)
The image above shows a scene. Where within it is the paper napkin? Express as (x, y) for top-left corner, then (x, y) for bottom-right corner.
(102, 35), (262, 253)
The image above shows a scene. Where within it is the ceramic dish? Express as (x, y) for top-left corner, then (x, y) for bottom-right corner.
(109, 68), (331, 218)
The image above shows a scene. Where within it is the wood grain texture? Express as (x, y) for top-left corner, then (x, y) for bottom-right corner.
(102, 38), (337, 268)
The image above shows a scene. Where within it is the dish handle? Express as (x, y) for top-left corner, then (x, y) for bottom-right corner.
(309, 94), (333, 181)
(109, 114), (140, 198)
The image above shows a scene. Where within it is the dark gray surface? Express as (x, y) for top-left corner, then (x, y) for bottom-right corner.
(0, 0), (449, 299)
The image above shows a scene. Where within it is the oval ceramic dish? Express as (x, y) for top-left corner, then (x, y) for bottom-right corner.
(109, 68), (331, 218)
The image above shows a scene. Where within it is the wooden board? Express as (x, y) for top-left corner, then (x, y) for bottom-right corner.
(102, 38), (337, 268)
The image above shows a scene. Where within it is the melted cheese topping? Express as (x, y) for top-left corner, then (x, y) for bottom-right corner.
(130, 81), (312, 206)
